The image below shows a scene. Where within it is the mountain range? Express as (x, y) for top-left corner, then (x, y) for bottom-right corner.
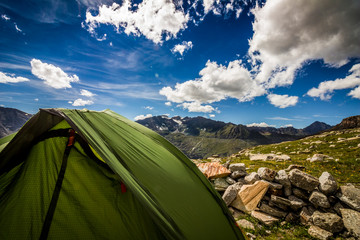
(4, 107), (358, 159)
(136, 115), (332, 158)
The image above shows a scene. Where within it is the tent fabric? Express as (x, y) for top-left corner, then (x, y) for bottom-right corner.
(0, 109), (245, 240)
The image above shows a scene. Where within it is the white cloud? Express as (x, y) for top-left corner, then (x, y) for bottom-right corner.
(30, 59), (79, 89)
(172, 41), (193, 56)
(160, 59), (266, 104)
(177, 101), (218, 113)
(209, 114), (215, 118)
(84, 0), (189, 44)
(34, 98), (39, 102)
(307, 63), (360, 100)
(249, 0), (360, 88)
(0, 71), (30, 83)
(246, 122), (275, 128)
(144, 106), (154, 110)
(267, 94), (298, 108)
(348, 86), (360, 99)
(80, 89), (95, 97)
(165, 101), (172, 106)
(72, 98), (94, 106)
(267, 117), (293, 121)
(95, 34), (107, 41)
(1, 14), (10, 21)
(14, 23), (22, 32)
(134, 113), (153, 121)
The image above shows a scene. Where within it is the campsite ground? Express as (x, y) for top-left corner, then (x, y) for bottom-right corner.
(212, 128), (360, 239)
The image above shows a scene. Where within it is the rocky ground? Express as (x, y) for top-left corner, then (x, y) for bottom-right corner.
(194, 128), (360, 239)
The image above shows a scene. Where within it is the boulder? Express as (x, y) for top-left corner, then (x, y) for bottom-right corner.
(319, 172), (338, 195)
(230, 170), (247, 179)
(197, 162), (231, 179)
(228, 207), (245, 219)
(312, 211), (344, 233)
(289, 169), (319, 192)
(337, 185), (360, 211)
(231, 180), (270, 213)
(251, 210), (279, 226)
(288, 195), (306, 211)
(259, 203), (287, 218)
(340, 208), (360, 238)
(229, 163), (246, 172)
(308, 225), (333, 240)
(285, 212), (299, 223)
(222, 183), (243, 206)
(300, 206), (314, 225)
(236, 219), (255, 231)
(274, 170), (292, 196)
(249, 153), (274, 161)
(309, 191), (330, 208)
(257, 167), (276, 181)
(225, 176), (237, 185)
(292, 187), (309, 200)
(270, 195), (291, 210)
(244, 172), (260, 184)
(308, 154), (329, 162)
(213, 178), (229, 191)
(333, 201), (347, 216)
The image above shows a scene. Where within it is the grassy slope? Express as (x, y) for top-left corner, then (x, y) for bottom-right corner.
(217, 128), (360, 240)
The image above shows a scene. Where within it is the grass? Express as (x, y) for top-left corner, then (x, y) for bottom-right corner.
(223, 128), (360, 185)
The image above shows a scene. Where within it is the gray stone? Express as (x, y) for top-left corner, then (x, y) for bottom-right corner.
(333, 201), (347, 216)
(251, 210), (280, 226)
(257, 167), (277, 181)
(337, 185), (360, 211)
(270, 195), (291, 210)
(222, 183), (243, 206)
(229, 163), (246, 172)
(292, 187), (309, 200)
(274, 170), (292, 196)
(319, 172), (338, 195)
(288, 195), (306, 211)
(228, 207), (245, 219)
(230, 170), (247, 179)
(263, 180), (283, 190)
(289, 169), (319, 192)
(259, 202), (287, 218)
(246, 232), (256, 240)
(244, 172), (260, 184)
(340, 208), (360, 238)
(285, 164), (305, 172)
(213, 178), (229, 191)
(300, 207), (314, 225)
(308, 154), (329, 162)
(312, 211), (344, 233)
(309, 191), (330, 208)
(285, 212), (299, 223)
(225, 176), (237, 185)
(236, 219), (255, 231)
(308, 225), (333, 240)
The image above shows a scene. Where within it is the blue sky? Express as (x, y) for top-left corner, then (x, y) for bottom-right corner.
(0, 0), (359, 128)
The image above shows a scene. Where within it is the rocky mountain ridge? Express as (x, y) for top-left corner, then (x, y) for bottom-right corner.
(0, 107), (32, 138)
(136, 115), (332, 158)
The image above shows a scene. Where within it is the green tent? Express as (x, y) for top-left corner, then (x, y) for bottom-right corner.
(0, 109), (245, 240)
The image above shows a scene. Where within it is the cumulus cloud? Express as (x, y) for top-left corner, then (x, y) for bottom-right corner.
(307, 63), (360, 100)
(165, 101), (172, 106)
(172, 41), (193, 56)
(0, 71), (29, 83)
(134, 113), (153, 121)
(348, 86), (360, 99)
(177, 101), (218, 113)
(84, 0), (189, 44)
(246, 122), (275, 128)
(249, 0), (360, 88)
(80, 89), (95, 97)
(280, 124), (293, 128)
(72, 98), (94, 106)
(30, 59), (79, 89)
(160, 60), (265, 104)
(209, 114), (215, 118)
(1, 14), (10, 21)
(267, 94), (298, 108)
(144, 106), (154, 110)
